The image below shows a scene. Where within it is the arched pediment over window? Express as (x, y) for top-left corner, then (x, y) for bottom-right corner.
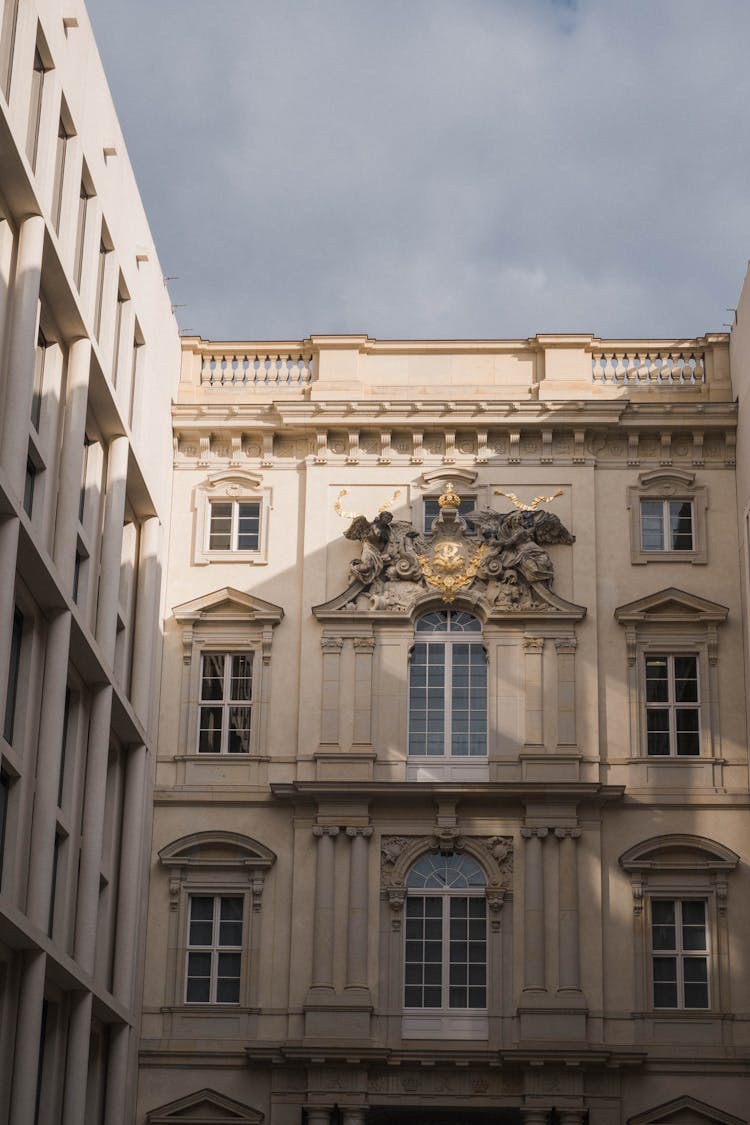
(159, 831), (276, 872)
(619, 834), (739, 874)
(146, 1086), (264, 1124)
(628, 1094), (744, 1125)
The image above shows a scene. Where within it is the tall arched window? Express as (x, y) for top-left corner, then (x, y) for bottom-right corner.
(404, 852), (487, 1012)
(408, 610), (487, 762)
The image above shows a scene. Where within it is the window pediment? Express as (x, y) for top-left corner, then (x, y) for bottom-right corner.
(146, 1087), (264, 1123)
(173, 587), (283, 627)
(159, 831), (276, 872)
(614, 587), (728, 626)
(199, 469), (264, 493)
(620, 834), (739, 874)
(628, 1094), (744, 1125)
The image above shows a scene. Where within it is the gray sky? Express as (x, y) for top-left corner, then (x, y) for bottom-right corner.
(87, 0), (750, 342)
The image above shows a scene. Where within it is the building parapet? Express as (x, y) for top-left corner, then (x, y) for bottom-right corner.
(179, 332), (732, 404)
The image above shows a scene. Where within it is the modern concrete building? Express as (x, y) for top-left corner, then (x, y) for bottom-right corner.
(0, 1), (180, 1123)
(139, 333), (749, 1125)
(3, 3), (750, 1125)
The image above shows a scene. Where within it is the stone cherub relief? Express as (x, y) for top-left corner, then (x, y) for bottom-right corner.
(330, 482), (576, 615)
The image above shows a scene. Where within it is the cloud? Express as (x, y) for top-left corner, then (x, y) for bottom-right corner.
(87, 0), (750, 339)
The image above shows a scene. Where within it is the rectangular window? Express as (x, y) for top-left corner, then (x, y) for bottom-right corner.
(3, 608), (23, 744)
(404, 895), (486, 1010)
(208, 500), (261, 552)
(0, 771), (10, 881)
(31, 328), (47, 430)
(645, 653), (700, 756)
(198, 653), (253, 754)
(127, 325), (143, 427)
(73, 179), (91, 291)
(25, 46), (47, 169)
(424, 497), (476, 534)
(24, 456), (37, 517)
(0, 0), (20, 99)
(51, 115), (71, 233)
(185, 894), (243, 1003)
(651, 899), (709, 1009)
(409, 643), (487, 757)
(640, 500), (694, 553)
(93, 228), (111, 339)
(111, 281), (128, 386)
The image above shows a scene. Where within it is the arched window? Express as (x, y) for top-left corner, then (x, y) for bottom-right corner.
(408, 610), (487, 760)
(404, 852), (487, 1012)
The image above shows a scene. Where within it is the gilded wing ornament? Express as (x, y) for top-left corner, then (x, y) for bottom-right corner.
(494, 489), (563, 512)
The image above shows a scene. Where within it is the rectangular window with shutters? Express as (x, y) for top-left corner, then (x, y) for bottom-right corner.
(185, 894), (243, 1003)
(645, 653), (700, 756)
(197, 653), (253, 754)
(651, 898), (709, 1009)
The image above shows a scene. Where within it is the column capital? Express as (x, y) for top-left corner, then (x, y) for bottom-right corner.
(352, 636), (375, 652)
(554, 636), (578, 653)
(345, 825), (373, 838)
(522, 635), (545, 652)
(554, 827), (582, 839)
(521, 827), (549, 839)
(321, 635), (344, 652)
(313, 825), (340, 838)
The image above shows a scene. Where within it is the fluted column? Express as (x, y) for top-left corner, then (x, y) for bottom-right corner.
(74, 685), (113, 972)
(2, 213), (44, 499)
(342, 1110), (367, 1125)
(307, 1111), (332, 1125)
(53, 336), (92, 588)
(310, 826), (339, 992)
(26, 610), (71, 929)
(556, 828), (582, 992)
(521, 827), (548, 991)
(95, 434), (129, 664)
(345, 826), (372, 992)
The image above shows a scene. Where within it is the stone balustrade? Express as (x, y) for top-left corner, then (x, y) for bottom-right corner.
(591, 347), (706, 386)
(199, 348), (313, 388)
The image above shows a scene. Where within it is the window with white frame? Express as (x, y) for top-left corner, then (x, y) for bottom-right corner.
(193, 473), (270, 565)
(628, 471), (707, 565)
(640, 499), (694, 553)
(650, 898), (709, 1009)
(644, 653), (700, 756)
(208, 500), (261, 552)
(408, 611), (487, 759)
(198, 653), (253, 754)
(404, 853), (487, 1012)
(185, 894), (244, 1003)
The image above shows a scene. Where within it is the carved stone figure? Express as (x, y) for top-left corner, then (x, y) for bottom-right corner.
(327, 483), (579, 617)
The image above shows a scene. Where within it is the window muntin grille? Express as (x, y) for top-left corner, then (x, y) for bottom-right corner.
(208, 500), (261, 551)
(185, 895), (243, 1004)
(404, 853), (487, 1011)
(409, 612), (486, 758)
(640, 499), (694, 552)
(198, 653), (253, 754)
(651, 898), (709, 1009)
(645, 653), (700, 756)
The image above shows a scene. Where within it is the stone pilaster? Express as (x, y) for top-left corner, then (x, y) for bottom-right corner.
(556, 827), (582, 993)
(345, 826), (373, 995)
(309, 826), (339, 996)
(521, 826), (548, 991)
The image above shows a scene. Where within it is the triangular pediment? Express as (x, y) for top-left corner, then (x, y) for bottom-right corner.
(147, 1087), (263, 1124)
(628, 1095), (744, 1125)
(614, 587), (728, 625)
(620, 834), (738, 874)
(159, 831), (276, 871)
(173, 587), (283, 626)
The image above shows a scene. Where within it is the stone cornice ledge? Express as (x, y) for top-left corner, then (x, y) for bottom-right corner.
(244, 1042), (647, 1068)
(270, 781), (624, 805)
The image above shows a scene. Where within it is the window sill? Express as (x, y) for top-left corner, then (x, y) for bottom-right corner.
(196, 552), (268, 566)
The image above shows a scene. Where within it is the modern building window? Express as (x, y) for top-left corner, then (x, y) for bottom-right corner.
(111, 280), (128, 386)
(651, 898), (709, 1009)
(0, 770), (9, 877)
(424, 496), (476, 534)
(0, 0), (20, 98)
(208, 500), (261, 552)
(3, 608), (23, 744)
(73, 177), (92, 290)
(198, 653), (253, 754)
(640, 500), (694, 553)
(185, 894), (243, 1003)
(408, 611), (487, 758)
(645, 653), (700, 756)
(93, 229), (111, 339)
(31, 329), (47, 430)
(404, 853), (487, 1011)
(25, 45), (48, 169)
(24, 455), (37, 517)
(50, 113), (72, 233)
